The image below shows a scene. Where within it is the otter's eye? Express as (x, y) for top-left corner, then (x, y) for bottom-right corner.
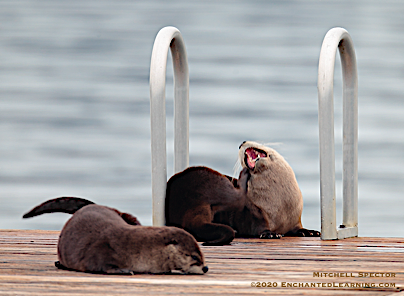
(191, 255), (199, 261)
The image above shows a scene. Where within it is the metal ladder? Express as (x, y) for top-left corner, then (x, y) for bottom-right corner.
(149, 26), (359, 240)
(318, 27), (358, 240)
(149, 27), (189, 227)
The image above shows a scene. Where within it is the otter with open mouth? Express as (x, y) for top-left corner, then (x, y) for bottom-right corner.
(166, 141), (320, 245)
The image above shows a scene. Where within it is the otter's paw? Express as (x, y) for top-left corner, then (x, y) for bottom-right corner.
(105, 268), (135, 275)
(304, 229), (321, 237)
(237, 167), (251, 192)
(259, 230), (281, 239)
(286, 228), (321, 237)
(55, 261), (67, 270)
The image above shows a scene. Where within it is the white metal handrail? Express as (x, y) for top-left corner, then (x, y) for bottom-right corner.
(318, 27), (358, 240)
(149, 26), (359, 235)
(150, 26), (189, 226)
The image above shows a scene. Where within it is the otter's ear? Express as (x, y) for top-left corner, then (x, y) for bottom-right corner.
(166, 239), (178, 246)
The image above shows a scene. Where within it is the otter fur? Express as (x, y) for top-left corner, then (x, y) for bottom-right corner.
(165, 167), (250, 245)
(165, 141), (320, 245)
(23, 197), (208, 274)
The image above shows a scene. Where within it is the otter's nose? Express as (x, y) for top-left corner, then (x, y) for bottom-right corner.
(202, 266), (209, 273)
(239, 141), (247, 149)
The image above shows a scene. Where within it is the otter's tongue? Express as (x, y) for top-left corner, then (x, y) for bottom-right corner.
(245, 148), (266, 169)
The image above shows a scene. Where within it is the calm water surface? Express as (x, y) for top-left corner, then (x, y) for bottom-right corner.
(1, 1), (403, 237)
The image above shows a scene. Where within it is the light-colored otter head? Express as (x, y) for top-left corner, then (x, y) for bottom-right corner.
(163, 228), (208, 275)
(238, 141), (303, 234)
(238, 141), (287, 173)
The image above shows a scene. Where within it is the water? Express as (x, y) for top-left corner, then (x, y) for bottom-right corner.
(1, 0), (403, 237)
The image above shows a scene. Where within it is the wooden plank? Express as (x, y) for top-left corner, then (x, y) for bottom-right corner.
(0, 230), (403, 295)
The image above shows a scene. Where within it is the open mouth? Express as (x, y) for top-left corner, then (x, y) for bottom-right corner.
(244, 147), (267, 169)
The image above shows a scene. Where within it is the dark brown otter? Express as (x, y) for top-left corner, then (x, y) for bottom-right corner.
(165, 167), (250, 245)
(165, 141), (320, 245)
(23, 197), (208, 274)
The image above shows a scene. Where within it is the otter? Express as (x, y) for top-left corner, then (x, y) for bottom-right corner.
(165, 167), (250, 245)
(23, 197), (208, 274)
(165, 141), (320, 245)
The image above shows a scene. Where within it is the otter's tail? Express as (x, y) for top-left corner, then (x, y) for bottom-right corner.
(22, 197), (95, 218)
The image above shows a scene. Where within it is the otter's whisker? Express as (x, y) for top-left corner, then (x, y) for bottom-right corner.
(232, 159), (242, 180)
(262, 142), (283, 148)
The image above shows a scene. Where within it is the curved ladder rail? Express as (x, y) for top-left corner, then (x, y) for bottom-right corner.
(150, 26), (189, 226)
(318, 27), (358, 240)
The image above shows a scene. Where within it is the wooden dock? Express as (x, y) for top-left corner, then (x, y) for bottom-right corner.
(0, 229), (403, 295)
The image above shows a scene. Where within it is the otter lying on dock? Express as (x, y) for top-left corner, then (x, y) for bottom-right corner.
(165, 141), (320, 245)
(23, 197), (208, 275)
